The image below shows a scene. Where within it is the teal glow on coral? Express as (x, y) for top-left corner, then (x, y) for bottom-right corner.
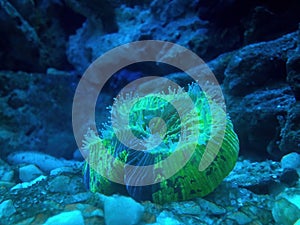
(83, 83), (239, 204)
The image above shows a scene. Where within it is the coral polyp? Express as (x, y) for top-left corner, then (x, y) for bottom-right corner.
(83, 83), (239, 204)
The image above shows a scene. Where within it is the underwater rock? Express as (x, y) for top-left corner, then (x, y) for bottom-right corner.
(150, 0), (196, 23)
(197, 0), (300, 44)
(272, 188), (300, 225)
(104, 195), (144, 225)
(206, 51), (236, 84)
(204, 181), (275, 224)
(67, 3), (240, 75)
(50, 166), (84, 176)
(19, 164), (43, 182)
(0, 159), (14, 182)
(0, 199), (16, 219)
(64, 0), (117, 33)
(224, 160), (283, 195)
(86, 0), (300, 75)
(196, 198), (226, 216)
(227, 211), (252, 225)
(158, 170), (275, 224)
(0, 71), (77, 159)
(221, 30), (300, 158)
(287, 53), (300, 100)
(0, 0), (78, 72)
(224, 31), (297, 97)
(281, 152), (300, 170)
(11, 175), (47, 190)
(47, 175), (83, 195)
(7, 151), (82, 173)
(43, 210), (85, 225)
(64, 193), (93, 205)
(154, 211), (181, 225)
(66, 5), (150, 74)
(0, 0), (39, 70)
(168, 201), (202, 216)
(279, 103), (300, 155)
(164, 51), (235, 89)
(242, 2), (300, 44)
(226, 85), (295, 158)
(280, 168), (299, 187)
(74, 203), (104, 219)
(66, 0), (297, 75)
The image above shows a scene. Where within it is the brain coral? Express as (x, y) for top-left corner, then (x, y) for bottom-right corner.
(83, 83), (239, 204)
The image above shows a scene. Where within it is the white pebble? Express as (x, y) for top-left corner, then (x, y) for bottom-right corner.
(281, 152), (300, 170)
(11, 175), (46, 190)
(43, 210), (85, 225)
(104, 195), (144, 225)
(19, 164), (43, 182)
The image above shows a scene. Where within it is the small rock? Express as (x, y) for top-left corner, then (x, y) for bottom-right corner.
(89, 208), (104, 218)
(104, 195), (144, 225)
(47, 175), (83, 194)
(155, 211), (182, 225)
(0, 170), (14, 182)
(227, 211), (252, 225)
(76, 203), (104, 218)
(15, 217), (35, 225)
(225, 160), (283, 195)
(0, 159), (14, 182)
(272, 188), (300, 225)
(142, 212), (157, 224)
(7, 151), (81, 173)
(43, 210), (85, 225)
(281, 152), (300, 170)
(50, 166), (79, 176)
(170, 201), (202, 215)
(48, 175), (70, 193)
(11, 175), (46, 190)
(197, 198), (226, 215)
(0, 200), (16, 218)
(64, 192), (93, 204)
(19, 164), (43, 182)
(280, 168), (299, 187)
(272, 197), (300, 225)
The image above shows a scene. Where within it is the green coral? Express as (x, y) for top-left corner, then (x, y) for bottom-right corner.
(83, 83), (239, 204)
